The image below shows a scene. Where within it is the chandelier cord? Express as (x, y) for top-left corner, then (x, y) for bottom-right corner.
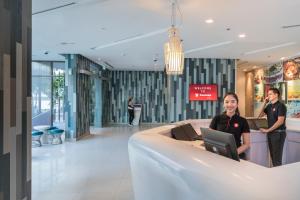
(171, 2), (176, 27)
(170, 0), (183, 28)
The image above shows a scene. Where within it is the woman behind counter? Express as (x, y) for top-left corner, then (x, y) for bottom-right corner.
(209, 92), (250, 158)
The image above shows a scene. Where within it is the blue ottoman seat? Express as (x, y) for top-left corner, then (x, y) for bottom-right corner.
(45, 126), (58, 144)
(49, 129), (64, 144)
(32, 131), (43, 147)
(46, 126), (58, 131)
(49, 129), (64, 134)
(32, 131), (43, 136)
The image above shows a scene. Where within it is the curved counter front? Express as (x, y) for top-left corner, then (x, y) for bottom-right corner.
(128, 119), (300, 200)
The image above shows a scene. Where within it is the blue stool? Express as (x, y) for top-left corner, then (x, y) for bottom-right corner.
(46, 126), (58, 143)
(32, 131), (43, 147)
(49, 129), (64, 144)
(46, 126), (58, 131)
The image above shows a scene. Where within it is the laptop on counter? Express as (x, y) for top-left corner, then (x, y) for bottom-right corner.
(171, 123), (202, 141)
(246, 118), (268, 130)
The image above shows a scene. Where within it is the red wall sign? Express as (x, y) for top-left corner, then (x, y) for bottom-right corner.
(189, 84), (218, 101)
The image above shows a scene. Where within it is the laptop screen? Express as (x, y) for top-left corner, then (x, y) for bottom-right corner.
(246, 118), (268, 130)
(253, 119), (268, 129)
(246, 119), (259, 130)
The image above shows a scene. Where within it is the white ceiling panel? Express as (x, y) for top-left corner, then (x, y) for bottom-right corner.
(32, 0), (300, 70)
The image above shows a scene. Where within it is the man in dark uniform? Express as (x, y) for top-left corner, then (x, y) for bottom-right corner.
(258, 88), (287, 167)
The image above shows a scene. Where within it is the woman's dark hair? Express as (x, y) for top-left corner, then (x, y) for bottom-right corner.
(269, 88), (280, 97)
(128, 97), (132, 104)
(223, 92), (240, 115)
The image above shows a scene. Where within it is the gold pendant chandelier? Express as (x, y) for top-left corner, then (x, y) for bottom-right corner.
(164, 1), (184, 75)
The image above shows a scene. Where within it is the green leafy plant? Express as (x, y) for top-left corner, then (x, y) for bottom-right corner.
(53, 75), (64, 121)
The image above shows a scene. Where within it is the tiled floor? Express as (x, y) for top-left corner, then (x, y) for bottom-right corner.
(32, 125), (160, 200)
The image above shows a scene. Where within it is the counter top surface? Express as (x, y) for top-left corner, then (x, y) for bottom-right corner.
(129, 120), (300, 200)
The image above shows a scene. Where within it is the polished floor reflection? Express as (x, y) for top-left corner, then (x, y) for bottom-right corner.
(32, 125), (159, 200)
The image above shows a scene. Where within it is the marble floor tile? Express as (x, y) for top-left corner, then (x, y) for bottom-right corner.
(32, 125), (161, 200)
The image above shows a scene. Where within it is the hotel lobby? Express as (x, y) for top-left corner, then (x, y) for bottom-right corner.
(1, 0), (300, 200)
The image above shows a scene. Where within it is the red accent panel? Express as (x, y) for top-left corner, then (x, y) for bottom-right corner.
(189, 84), (218, 101)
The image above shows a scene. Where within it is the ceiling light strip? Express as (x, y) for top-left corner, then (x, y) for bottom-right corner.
(185, 41), (233, 54)
(282, 24), (300, 29)
(32, 2), (76, 15)
(92, 28), (169, 50)
(244, 42), (297, 55)
(282, 51), (300, 60)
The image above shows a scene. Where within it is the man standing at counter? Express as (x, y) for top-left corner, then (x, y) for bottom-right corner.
(258, 88), (287, 167)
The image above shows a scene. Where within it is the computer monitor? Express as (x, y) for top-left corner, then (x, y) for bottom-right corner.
(200, 128), (240, 161)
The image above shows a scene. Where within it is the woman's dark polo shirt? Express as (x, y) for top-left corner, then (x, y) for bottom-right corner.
(209, 113), (250, 148)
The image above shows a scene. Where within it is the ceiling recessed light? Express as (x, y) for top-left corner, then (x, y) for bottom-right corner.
(280, 57), (286, 60)
(205, 19), (214, 24)
(239, 34), (246, 38)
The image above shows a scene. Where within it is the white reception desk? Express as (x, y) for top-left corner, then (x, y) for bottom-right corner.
(128, 119), (300, 200)
(132, 104), (142, 126)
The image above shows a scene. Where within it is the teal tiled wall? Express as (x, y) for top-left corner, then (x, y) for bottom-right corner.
(64, 55), (109, 139)
(109, 58), (236, 123)
(0, 0), (32, 199)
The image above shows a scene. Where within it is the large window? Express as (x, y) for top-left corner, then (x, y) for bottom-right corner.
(52, 62), (65, 127)
(32, 61), (65, 127)
(32, 62), (52, 123)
